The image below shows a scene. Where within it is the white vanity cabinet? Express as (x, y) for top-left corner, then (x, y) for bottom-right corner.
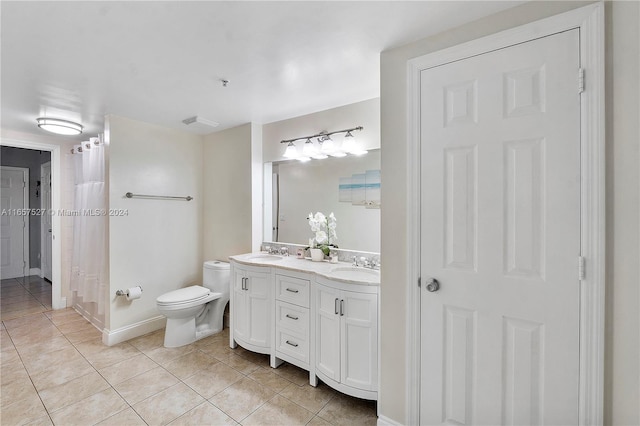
(314, 276), (378, 400)
(273, 272), (311, 369)
(230, 263), (271, 353)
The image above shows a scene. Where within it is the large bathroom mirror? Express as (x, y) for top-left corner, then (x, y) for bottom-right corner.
(264, 149), (380, 253)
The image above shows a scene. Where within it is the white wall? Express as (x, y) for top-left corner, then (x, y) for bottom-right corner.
(203, 124), (254, 261)
(107, 115), (204, 333)
(604, 1), (640, 422)
(379, 1), (639, 424)
(262, 98), (380, 163)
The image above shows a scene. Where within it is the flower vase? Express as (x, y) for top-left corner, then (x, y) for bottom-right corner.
(310, 248), (324, 262)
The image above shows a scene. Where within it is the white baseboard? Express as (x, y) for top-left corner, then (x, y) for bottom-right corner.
(102, 315), (166, 346)
(377, 414), (403, 426)
(30, 268), (41, 276)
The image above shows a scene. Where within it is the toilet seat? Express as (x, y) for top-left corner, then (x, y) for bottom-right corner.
(156, 285), (222, 310)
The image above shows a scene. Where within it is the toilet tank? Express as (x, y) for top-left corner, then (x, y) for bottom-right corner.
(203, 260), (230, 295)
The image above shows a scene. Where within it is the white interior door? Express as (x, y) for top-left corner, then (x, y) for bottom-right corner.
(1, 166), (28, 279)
(420, 29), (581, 425)
(41, 161), (52, 280)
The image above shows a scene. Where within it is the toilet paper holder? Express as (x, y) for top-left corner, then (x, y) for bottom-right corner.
(116, 286), (143, 297)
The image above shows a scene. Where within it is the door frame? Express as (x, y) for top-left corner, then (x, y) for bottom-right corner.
(40, 161), (52, 281)
(1, 166), (29, 278)
(406, 3), (604, 425)
(1, 139), (65, 309)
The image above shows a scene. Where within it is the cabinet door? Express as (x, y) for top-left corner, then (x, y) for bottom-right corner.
(315, 284), (341, 381)
(232, 269), (248, 341)
(340, 291), (378, 391)
(246, 270), (270, 347)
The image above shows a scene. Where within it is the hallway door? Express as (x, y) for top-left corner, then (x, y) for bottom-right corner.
(1, 166), (29, 279)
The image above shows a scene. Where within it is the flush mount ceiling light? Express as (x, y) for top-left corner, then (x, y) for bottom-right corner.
(36, 117), (83, 136)
(280, 126), (364, 161)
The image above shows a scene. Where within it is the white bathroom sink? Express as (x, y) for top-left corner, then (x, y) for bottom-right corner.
(246, 254), (284, 262)
(327, 266), (380, 283)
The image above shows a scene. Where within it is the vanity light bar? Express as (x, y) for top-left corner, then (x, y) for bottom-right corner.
(279, 126), (363, 145)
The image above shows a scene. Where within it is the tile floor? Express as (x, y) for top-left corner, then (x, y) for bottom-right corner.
(0, 276), (377, 425)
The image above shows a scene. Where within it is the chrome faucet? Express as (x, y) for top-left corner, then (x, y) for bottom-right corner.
(353, 256), (380, 269)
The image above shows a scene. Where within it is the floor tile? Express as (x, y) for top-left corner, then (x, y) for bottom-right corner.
(113, 366), (180, 405)
(183, 361), (244, 399)
(279, 382), (336, 414)
(0, 388), (49, 425)
(1, 377), (39, 409)
(133, 382), (205, 425)
(81, 341), (140, 370)
(38, 370), (110, 412)
(218, 352), (262, 375)
(95, 407), (147, 425)
(144, 343), (197, 365)
(14, 335), (72, 358)
(243, 394), (314, 426)
(49, 388), (128, 426)
(307, 415), (333, 426)
(64, 326), (101, 344)
(98, 352), (159, 385)
(168, 401), (237, 426)
(54, 317), (95, 334)
(248, 367), (293, 393)
(272, 362), (311, 386)
(317, 393), (378, 426)
(0, 346), (20, 365)
(209, 377), (275, 422)
(0, 298), (377, 426)
(0, 359), (29, 385)
(30, 357), (95, 391)
(21, 345), (83, 375)
(127, 329), (165, 352)
(163, 349), (219, 379)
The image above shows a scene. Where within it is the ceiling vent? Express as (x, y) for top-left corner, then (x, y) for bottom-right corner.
(181, 116), (219, 133)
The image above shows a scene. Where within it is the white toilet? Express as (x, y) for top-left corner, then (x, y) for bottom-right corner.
(156, 260), (230, 348)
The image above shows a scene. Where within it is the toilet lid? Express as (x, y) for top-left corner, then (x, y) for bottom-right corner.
(157, 285), (209, 305)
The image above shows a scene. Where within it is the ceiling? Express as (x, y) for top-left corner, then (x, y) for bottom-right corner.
(1, 1), (521, 141)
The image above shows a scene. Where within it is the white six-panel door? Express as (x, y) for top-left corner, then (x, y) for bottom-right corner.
(1, 166), (28, 279)
(420, 29), (581, 425)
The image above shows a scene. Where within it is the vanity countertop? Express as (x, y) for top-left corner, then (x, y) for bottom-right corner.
(229, 253), (380, 286)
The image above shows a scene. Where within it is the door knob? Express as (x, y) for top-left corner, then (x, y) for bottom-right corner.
(426, 278), (440, 292)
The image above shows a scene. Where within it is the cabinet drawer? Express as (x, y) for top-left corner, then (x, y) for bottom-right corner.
(276, 328), (309, 364)
(276, 301), (308, 334)
(275, 275), (310, 308)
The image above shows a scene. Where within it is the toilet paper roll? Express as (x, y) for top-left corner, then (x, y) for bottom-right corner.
(125, 286), (143, 301)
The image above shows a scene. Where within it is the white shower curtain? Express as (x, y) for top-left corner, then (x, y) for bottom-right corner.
(69, 136), (107, 315)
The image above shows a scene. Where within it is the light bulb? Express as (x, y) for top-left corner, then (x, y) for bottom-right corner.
(283, 142), (298, 159)
(302, 139), (318, 157)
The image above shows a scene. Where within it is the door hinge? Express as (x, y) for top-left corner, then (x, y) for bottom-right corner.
(578, 256), (586, 280)
(578, 68), (585, 93)
(418, 277), (421, 288)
